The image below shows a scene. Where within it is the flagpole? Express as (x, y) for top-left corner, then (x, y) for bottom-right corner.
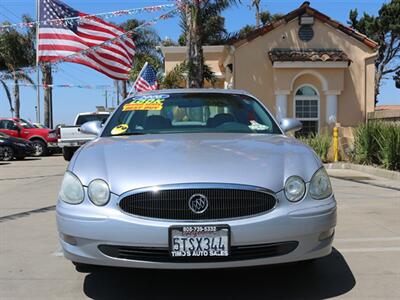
(36, 0), (41, 123)
(127, 61), (148, 98)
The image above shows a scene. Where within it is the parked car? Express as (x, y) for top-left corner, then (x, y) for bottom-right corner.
(0, 118), (58, 157)
(58, 112), (110, 161)
(0, 132), (35, 161)
(56, 89), (336, 270)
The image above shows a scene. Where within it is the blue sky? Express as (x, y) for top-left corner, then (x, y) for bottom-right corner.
(0, 0), (399, 125)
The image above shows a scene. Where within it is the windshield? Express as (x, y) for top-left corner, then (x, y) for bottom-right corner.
(102, 93), (281, 137)
(76, 114), (109, 126)
(19, 118), (35, 129)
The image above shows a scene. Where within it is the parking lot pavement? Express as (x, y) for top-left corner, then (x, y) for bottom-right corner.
(0, 156), (399, 299)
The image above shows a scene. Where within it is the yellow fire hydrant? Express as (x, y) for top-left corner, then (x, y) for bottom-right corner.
(333, 127), (339, 162)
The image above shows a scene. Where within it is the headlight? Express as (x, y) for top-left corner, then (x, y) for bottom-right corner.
(309, 168), (332, 199)
(285, 176), (306, 202)
(0, 139), (4, 143)
(59, 171), (84, 204)
(48, 132), (57, 138)
(88, 179), (110, 206)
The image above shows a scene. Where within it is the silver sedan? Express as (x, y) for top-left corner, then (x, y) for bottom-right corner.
(56, 89), (336, 270)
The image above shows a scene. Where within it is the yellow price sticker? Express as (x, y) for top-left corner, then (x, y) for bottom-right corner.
(111, 124), (129, 135)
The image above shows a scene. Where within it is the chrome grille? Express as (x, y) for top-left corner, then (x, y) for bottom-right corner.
(119, 184), (277, 220)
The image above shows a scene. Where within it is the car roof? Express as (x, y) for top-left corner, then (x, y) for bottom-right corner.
(134, 88), (252, 97)
(77, 112), (110, 116)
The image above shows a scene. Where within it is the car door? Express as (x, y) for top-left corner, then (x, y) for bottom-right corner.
(0, 120), (20, 137)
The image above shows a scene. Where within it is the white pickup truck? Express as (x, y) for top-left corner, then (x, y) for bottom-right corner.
(58, 112), (110, 161)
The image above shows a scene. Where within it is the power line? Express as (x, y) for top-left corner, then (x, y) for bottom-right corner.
(0, 4), (21, 20)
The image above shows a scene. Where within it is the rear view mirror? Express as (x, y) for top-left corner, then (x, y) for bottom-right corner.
(80, 121), (102, 136)
(280, 118), (302, 134)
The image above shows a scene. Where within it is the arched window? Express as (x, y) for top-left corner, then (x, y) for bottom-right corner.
(294, 85), (319, 136)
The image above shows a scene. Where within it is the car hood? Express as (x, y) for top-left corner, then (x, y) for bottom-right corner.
(70, 133), (322, 195)
(0, 135), (31, 145)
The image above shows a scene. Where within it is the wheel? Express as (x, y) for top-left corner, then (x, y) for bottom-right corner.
(297, 258), (317, 268)
(31, 140), (47, 157)
(62, 147), (76, 161)
(1, 146), (14, 161)
(72, 262), (98, 273)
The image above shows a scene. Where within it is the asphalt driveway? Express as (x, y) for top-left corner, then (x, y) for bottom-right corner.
(0, 156), (399, 299)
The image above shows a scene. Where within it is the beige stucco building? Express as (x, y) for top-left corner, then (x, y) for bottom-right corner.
(161, 2), (379, 135)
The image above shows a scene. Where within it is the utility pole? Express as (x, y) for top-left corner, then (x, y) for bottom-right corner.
(36, 0), (41, 123)
(115, 80), (120, 106)
(104, 89), (108, 108)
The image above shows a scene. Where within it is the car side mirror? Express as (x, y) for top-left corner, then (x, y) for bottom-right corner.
(80, 121), (102, 136)
(280, 118), (303, 134)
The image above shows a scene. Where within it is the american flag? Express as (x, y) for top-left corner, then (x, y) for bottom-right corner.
(133, 63), (159, 92)
(38, 0), (135, 80)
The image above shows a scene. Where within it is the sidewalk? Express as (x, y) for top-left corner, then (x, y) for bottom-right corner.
(326, 168), (400, 191)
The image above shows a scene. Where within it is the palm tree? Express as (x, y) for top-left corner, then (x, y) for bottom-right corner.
(2, 72), (35, 118)
(161, 62), (216, 89)
(182, 0), (241, 88)
(0, 18), (36, 118)
(121, 19), (162, 95)
(252, 0), (261, 27)
(0, 78), (13, 114)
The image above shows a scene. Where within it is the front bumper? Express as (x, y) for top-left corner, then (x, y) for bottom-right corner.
(47, 142), (59, 148)
(56, 190), (336, 269)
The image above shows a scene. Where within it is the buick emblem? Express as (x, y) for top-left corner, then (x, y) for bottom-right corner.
(188, 194), (208, 214)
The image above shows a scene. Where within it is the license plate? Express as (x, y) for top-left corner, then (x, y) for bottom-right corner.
(169, 225), (230, 257)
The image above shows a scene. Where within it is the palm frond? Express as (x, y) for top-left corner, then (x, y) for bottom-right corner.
(0, 79), (13, 112)
(15, 72), (36, 87)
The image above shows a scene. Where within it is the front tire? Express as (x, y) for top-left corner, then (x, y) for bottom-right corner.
(62, 147), (76, 161)
(2, 146), (14, 161)
(72, 262), (98, 272)
(31, 140), (47, 157)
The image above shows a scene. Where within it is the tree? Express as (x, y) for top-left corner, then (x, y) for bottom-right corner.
(41, 65), (52, 127)
(0, 79), (13, 114)
(161, 62), (216, 89)
(0, 22), (36, 118)
(182, 0), (241, 88)
(1, 72), (35, 118)
(121, 19), (162, 84)
(349, 0), (400, 101)
(252, 0), (261, 27)
(178, 14), (228, 46)
(23, 15), (54, 127)
(260, 11), (283, 26)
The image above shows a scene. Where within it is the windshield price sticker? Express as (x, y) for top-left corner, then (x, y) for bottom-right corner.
(123, 94), (170, 111)
(170, 225), (230, 257)
(248, 120), (269, 131)
(111, 124), (129, 135)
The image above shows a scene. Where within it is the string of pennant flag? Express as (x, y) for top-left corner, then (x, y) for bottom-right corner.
(0, 3), (176, 31)
(11, 83), (113, 90)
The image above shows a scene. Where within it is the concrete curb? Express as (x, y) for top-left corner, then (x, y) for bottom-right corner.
(324, 162), (400, 181)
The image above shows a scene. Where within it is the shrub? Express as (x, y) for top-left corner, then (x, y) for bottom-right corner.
(353, 122), (380, 165)
(353, 121), (400, 171)
(299, 133), (331, 163)
(375, 123), (400, 171)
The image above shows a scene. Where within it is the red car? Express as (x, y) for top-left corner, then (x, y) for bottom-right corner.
(0, 118), (58, 156)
